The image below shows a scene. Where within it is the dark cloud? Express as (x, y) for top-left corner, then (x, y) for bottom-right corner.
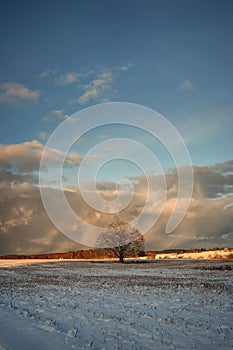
(0, 180), (83, 255)
(212, 160), (233, 173)
(192, 164), (233, 199)
(0, 170), (38, 184)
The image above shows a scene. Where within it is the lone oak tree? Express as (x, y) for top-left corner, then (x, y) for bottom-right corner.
(98, 220), (145, 263)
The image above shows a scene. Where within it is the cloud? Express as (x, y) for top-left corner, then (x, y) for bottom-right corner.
(38, 68), (58, 79)
(0, 177), (83, 255)
(75, 162), (233, 249)
(0, 140), (45, 172)
(144, 164), (233, 249)
(0, 170), (37, 184)
(42, 109), (70, 122)
(78, 71), (114, 104)
(39, 70), (50, 79)
(213, 160), (233, 173)
(55, 68), (95, 86)
(37, 131), (49, 141)
(76, 63), (133, 104)
(0, 82), (39, 104)
(1, 159), (232, 255)
(0, 140), (82, 173)
(78, 88), (98, 104)
(114, 63), (134, 71)
(38, 64), (133, 105)
(179, 79), (193, 91)
(56, 72), (80, 85)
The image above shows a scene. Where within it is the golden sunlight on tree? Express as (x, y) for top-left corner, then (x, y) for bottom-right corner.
(97, 220), (145, 263)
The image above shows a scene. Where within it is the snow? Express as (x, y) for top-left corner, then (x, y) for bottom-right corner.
(0, 259), (60, 268)
(0, 260), (232, 349)
(155, 249), (233, 260)
(0, 259), (119, 268)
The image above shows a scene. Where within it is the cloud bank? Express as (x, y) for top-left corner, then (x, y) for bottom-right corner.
(0, 142), (232, 255)
(0, 140), (82, 173)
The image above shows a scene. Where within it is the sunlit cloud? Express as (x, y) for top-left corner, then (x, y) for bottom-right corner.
(56, 72), (80, 85)
(77, 64), (133, 104)
(0, 140), (82, 172)
(0, 160), (233, 254)
(78, 88), (99, 104)
(0, 82), (39, 104)
(38, 64), (133, 105)
(78, 71), (114, 104)
(42, 109), (70, 122)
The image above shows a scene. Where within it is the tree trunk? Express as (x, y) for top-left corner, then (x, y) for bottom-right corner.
(119, 254), (124, 263)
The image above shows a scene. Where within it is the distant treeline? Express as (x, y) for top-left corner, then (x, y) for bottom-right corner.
(0, 247), (230, 259)
(0, 249), (115, 260)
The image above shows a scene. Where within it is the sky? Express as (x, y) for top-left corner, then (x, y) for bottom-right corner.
(0, 0), (233, 254)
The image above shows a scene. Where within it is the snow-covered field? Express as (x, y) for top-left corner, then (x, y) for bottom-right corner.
(154, 249), (233, 260)
(0, 260), (232, 350)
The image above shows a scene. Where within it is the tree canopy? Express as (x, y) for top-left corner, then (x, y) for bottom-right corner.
(97, 220), (145, 263)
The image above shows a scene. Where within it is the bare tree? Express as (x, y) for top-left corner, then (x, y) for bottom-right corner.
(97, 220), (145, 263)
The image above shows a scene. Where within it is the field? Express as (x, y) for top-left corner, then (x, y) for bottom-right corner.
(0, 260), (232, 349)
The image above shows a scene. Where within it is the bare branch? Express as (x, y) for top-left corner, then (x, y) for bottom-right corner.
(97, 220), (145, 263)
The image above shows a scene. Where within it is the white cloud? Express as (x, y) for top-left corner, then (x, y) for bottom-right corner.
(42, 109), (70, 122)
(179, 79), (193, 91)
(0, 82), (39, 104)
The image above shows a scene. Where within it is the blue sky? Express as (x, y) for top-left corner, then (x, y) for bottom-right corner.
(0, 0), (233, 253)
(0, 0), (232, 166)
